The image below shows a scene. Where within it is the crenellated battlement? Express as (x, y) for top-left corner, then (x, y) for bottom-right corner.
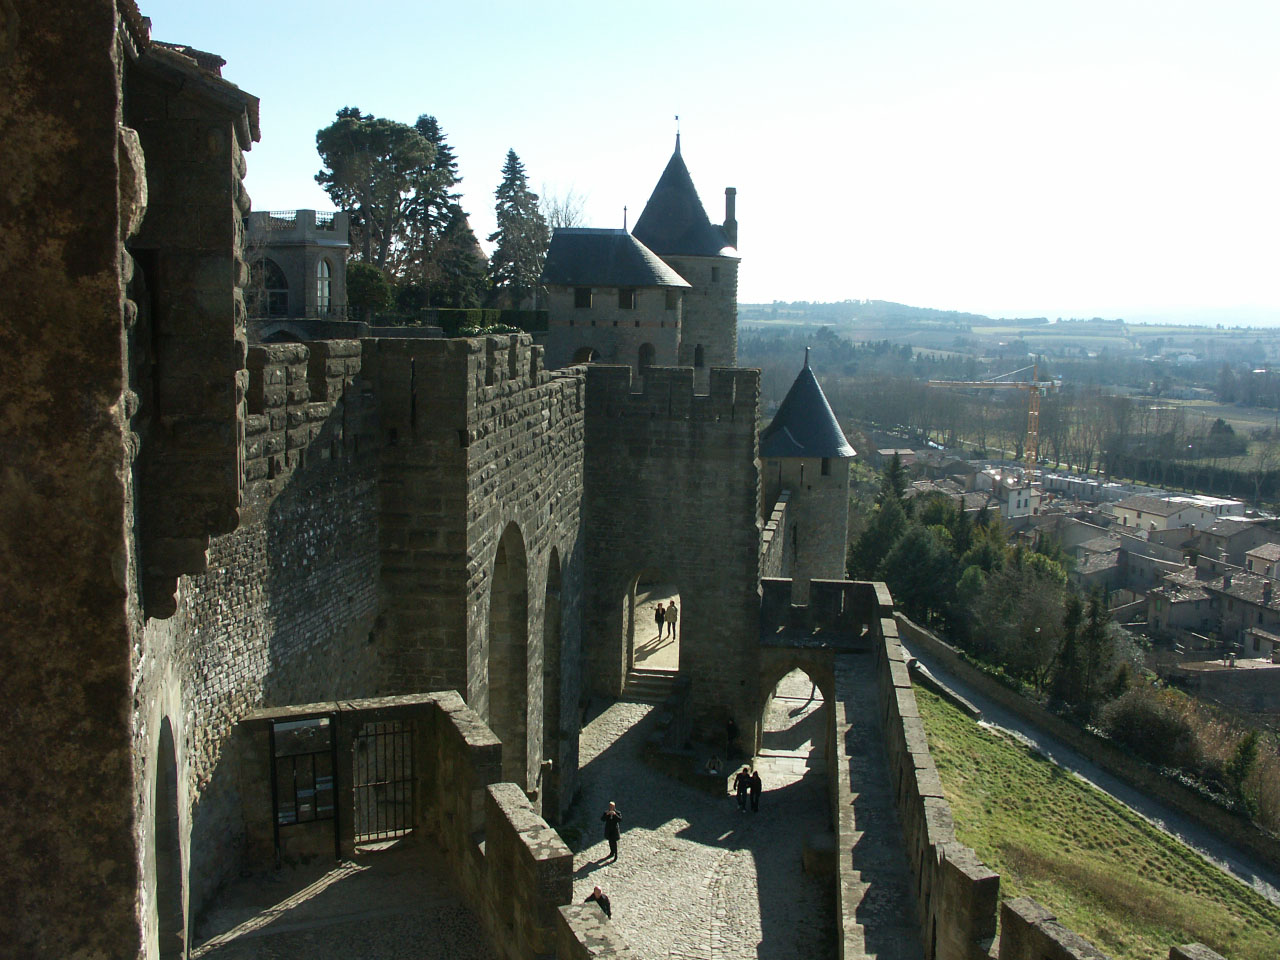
(242, 339), (367, 514)
(585, 364), (758, 423)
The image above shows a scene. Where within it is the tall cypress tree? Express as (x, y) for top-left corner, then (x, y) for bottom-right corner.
(488, 149), (549, 309)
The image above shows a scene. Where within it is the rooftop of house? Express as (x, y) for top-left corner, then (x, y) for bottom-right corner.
(540, 229), (690, 289)
(1246, 543), (1280, 562)
(631, 137), (738, 260)
(759, 351), (855, 460)
(1113, 495), (1190, 516)
(1202, 569), (1279, 608)
(1200, 517), (1264, 539)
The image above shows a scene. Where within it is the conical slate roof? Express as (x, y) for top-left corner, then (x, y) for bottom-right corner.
(632, 137), (738, 259)
(541, 228), (690, 288)
(760, 351), (856, 459)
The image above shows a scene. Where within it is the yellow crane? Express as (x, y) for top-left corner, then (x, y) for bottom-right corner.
(927, 364), (1062, 481)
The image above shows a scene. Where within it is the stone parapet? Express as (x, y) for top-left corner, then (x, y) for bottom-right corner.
(760, 491), (791, 578)
(874, 629), (999, 960)
(998, 899), (1111, 960)
(556, 904), (635, 958)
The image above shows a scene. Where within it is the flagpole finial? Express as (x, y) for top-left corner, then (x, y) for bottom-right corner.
(675, 115), (681, 153)
(804, 346), (810, 368)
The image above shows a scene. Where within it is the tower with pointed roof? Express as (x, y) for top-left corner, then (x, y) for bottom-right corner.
(760, 349), (857, 601)
(632, 135), (740, 390)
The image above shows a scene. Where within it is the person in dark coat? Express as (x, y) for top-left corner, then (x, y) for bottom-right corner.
(601, 801), (622, 861)
(733, 766), (750, 812)
(654, 602), (665, 640)
(749, 768), (763, 812)
(585, 885), (612, 918)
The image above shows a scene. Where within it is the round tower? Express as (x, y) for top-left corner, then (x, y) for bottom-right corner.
(632, 136), (739, 389)
(759, 349), (856, 602)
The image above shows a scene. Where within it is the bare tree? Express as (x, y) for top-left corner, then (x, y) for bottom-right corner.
(540, 184), (587, 231)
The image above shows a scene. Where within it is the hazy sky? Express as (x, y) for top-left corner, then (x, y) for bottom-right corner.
(141, 1), (1279, 323)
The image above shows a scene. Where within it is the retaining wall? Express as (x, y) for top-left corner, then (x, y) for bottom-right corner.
(896, 616), (1280, 875)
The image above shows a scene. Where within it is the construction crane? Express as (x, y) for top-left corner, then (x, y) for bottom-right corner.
(927, 364), (1062, 482)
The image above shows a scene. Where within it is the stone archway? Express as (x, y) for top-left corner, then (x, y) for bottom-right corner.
(488, 522), (530, 788)
(572, 347), (597, 363)
(638, 342), (656, 370)
(154, 718), (185, 960)
(626, 568), (681, 678)
(541, 547), (563, 814)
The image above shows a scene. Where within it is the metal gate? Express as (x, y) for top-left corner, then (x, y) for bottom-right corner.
(352, 720), (415, 842)
(270, 715), (339, 858)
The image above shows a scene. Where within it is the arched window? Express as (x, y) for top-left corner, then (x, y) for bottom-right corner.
(248, 258), (289, 317)
(316, 259), (332, 315)
(638, 343), (656, 370)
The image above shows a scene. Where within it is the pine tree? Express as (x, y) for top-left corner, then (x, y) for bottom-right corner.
(431, 204), (490, 308)
(488, 150), (549, 309)
(402, 115), (464, 288)
(315, 107), (434, 270)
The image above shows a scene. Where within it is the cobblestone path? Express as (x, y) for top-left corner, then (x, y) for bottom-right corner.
(565, 671), (836, 959)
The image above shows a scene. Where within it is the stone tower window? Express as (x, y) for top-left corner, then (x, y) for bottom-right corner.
(665, 289), (679, 310)
(711, 266), (720, 282)
(316, 258), (332, 314)
(694, 344), (705, 368)
(574, 287), (592, 308)
(618, 288), (637, 310)
(821, 458), (830, 476)
(639, 343), (656, 369)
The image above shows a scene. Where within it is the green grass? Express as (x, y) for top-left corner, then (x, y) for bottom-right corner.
(916, 687), (1280, 960)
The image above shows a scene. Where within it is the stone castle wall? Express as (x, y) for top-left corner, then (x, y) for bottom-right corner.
(132, 339), (383, 924)
(544, 284), (682, 373)
(665, 255), (739, 386)
(583, 364), (761, 730)
(764, 457), (851, 602)
(366, 335), (586, 814)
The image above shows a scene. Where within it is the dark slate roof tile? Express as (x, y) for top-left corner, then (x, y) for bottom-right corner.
(632, 139), (737, 259)
(540, 229), (690, 288)
(760, 353), (855, 459)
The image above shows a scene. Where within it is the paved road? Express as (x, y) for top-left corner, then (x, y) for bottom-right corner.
(903, 640), (1280, 907)
(565, 672), (836, 960)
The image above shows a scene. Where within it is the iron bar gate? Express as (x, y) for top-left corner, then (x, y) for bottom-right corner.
(352, 720), (415, 842)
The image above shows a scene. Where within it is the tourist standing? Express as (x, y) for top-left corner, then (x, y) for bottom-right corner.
(734, 766), (750, 812)
(601, 801), (622, 861)
(654, 602), (665, 640)
(749, 768), (763, 812)
(664, 600), (678, 639)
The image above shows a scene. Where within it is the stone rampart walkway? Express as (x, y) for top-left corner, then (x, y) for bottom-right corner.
(565, 678), (835, 959)
(833, 655), (923, 960)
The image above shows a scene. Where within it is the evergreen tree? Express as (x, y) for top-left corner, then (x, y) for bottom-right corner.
(878, 523), (955, 624)
(878, 452), (908, 505)
(488, 149), (549, 308)
(315, 107), (435, 269)
(848, 496), (906, 579)
(431, 204), (490, 308)
(402, 115), (465, 290)
(1080, 589), (1117, 711)
(1051, 591), (1085, 705)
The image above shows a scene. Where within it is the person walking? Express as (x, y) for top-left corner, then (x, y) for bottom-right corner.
(601, 801), (622, 861)
(749, 768), (763, 812)
(664, 600), (678, 640)
(654, 602), (665, 640)
(585, 885), (612, 918)
(733, 766), (750, 812)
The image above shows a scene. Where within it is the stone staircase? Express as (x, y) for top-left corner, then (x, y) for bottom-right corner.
(623, 667), (679, 703)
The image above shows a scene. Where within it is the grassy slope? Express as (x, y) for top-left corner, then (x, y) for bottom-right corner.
(916, 687), (1280, 960)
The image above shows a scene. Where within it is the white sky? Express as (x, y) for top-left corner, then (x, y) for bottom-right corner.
(140, 1), (1280, 323)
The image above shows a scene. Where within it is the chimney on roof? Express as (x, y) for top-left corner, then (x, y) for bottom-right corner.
(724, 187), (737, 247)
(1225, 573), (1232, 589)
(1266, 581), (1273, 604)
